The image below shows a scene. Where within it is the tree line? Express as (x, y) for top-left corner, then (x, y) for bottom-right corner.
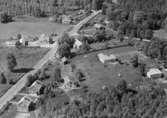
(118, 0), (167, 12)
(0, 0), (104, 17)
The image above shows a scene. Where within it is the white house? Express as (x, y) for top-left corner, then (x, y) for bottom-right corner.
(73, 39), (83, 49)
(97, 53), (117, 64)
(147, 68), (162, 79)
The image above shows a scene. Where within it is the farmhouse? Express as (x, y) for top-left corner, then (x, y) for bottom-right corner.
(97, 53), (117, 64)
(16, 96), (36, 113)
(147, 68), (162, 79)
(29, 80), (44, 96)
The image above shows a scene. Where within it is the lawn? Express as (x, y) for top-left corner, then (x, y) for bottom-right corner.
(71, 46), (142, 92)
(0, 16), (72, 42)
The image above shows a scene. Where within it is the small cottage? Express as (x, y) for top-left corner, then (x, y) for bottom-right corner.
(147, 68), (162, 79)
(29, 80), (44, 96)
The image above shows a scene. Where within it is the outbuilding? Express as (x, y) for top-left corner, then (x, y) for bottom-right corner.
(147, 68), (162, 79)
(97, 53), (117, 64)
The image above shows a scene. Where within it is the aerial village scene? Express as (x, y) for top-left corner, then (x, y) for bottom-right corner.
(0, 0), (167, 118)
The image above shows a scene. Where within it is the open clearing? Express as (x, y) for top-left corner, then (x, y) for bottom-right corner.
(0, 18), (72, 41)
(72, 46), (142, 92)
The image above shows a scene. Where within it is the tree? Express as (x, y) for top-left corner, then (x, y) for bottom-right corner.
(75, 69), (85, 81)
(26, 74), (37, 87)
(15, 41), (22, 49)
(94, 30), (106, 42)
(145, 29), (153, 40)
(17, 34), (22, 40)
(131, 55), (139, 67)
(59, 33), (75, 48)
(140, 63), (146, 76)
(6, 53), (17, 72)
(80, 41), (91, 53)
(0, 12), (13, 23)
(58, 42), (71, 58)
(0, 73), (7, 84)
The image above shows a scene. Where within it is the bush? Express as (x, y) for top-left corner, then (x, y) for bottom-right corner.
(26, 74), (37, 87)
(0, 73), (7, 84)
(0, 12), (13, 23)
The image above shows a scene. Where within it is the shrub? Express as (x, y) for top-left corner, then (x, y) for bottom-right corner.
(0, 73), (7, 84)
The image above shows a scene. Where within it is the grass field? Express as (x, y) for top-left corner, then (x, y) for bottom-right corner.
(0, 17), (72, 41)
(72, 46), (142, 92)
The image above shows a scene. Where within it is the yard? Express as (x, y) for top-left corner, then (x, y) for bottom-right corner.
(71, 46), (142, 92)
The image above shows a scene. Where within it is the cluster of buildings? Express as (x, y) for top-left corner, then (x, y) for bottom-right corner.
(11, 80), (44, 113)
(49, 10), (86, 25)
(5, 33), (56, 48)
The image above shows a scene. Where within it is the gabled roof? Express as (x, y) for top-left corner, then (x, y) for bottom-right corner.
(147, 68), (162, 75)
(18, 96), (33, 107)
(29, 80), (43, 93)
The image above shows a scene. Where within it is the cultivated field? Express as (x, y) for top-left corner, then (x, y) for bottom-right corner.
(71, 46), (142, 92)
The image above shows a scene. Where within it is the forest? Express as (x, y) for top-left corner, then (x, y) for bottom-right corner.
(0, 0), (103, 17)
(38, 80), (167, 118)
(118, 0), (167, 12)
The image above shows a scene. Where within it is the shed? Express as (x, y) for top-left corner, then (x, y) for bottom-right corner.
(29, 80), (44, 96)
(147, 68), (162, 79)
(97, 53), (117, 64)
